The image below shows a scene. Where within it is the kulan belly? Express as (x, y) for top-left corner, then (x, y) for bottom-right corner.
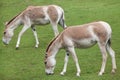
(32, 17), (50, 25)
(74, 39), (97, 48)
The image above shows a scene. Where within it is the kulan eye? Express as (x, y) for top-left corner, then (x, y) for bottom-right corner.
(44, 61), (47, 65)
(4, 32), (6, 35)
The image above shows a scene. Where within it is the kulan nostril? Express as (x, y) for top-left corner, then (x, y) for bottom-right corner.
(46, 72), (54, 75)
(46, 72), (50, 75)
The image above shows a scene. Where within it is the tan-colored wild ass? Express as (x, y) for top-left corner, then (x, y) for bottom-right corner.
(44, 21), (117, 76)
(2, 5), (67, 49)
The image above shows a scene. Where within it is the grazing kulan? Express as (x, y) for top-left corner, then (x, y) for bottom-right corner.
(44, 21), (117, 76)
(2, 5), (67, 49)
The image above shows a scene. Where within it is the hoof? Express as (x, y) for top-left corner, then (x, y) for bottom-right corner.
(111, 69), (116, 74)
(16, 47), (19, 50)
(35, 44), (39, 48)
(60, 72), (65, 76)
(98, 72), (104, 76)
(76, 73), (80, 77)
(35, 46), (38, 48)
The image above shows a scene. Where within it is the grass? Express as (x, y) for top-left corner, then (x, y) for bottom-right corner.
(0, 0), (120, 80)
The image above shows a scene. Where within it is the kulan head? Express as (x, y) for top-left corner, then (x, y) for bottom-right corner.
(2, 24), (14, 45)
(44, 53), (56, 75)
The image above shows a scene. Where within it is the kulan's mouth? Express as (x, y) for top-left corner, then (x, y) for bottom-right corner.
(2, 38), (9, 45)
(46, 72), (54, 75)
(3, 41), (8, 45)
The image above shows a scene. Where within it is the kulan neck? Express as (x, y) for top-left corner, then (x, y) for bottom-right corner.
(47, 38), (62, 58)
(7, 18), (21, 30)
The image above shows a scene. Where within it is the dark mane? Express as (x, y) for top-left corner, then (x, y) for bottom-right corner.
(46, 35), (60, 52)
(6, 12), (21, 26)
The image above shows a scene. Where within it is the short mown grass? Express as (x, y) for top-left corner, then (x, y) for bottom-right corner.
(0, 0), (120, 80)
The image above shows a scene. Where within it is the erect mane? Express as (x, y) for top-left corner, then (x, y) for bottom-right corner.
(6, 12), (21, 26)
(46, 34), (60, 52)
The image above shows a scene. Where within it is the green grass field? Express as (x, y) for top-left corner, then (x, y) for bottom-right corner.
(0, 0), (120, 80)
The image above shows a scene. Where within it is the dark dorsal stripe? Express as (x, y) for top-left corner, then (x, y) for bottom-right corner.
(46, 35), (60, 52)
(6, 12), (21, 26)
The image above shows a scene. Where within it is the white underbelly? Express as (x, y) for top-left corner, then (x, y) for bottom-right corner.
(74, 38), (97, 48)
(32, 17), (50, 25)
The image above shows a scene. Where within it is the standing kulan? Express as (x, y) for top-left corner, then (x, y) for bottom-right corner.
(44, 21), (116, 76)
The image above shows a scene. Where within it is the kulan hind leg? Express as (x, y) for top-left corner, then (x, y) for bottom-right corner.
(51, 23), (59, 37)
(106, 44), (117, 74)
(98, 43), (108, 76)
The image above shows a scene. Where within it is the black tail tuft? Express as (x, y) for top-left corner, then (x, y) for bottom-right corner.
(108, 39), (111, 46)
(58, 12), (66, 28)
